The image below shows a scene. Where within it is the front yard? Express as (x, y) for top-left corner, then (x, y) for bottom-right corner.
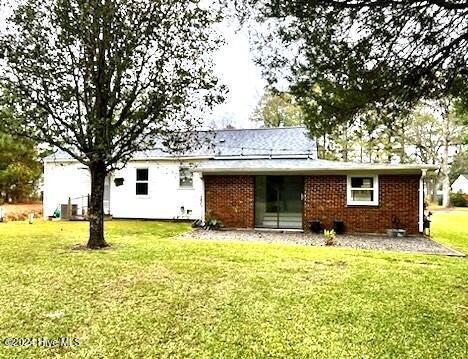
(0, 213), (466, 358)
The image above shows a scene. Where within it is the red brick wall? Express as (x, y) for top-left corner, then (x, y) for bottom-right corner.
(204, 175), (254, 228)
(204, 174), (420, 234)
(303, 175), (420, 234)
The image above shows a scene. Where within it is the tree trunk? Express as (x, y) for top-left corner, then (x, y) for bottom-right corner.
(441, 110), (451, 208)
(87, 161), (109, 248)
(343, 122), (349, 162)
(441, 148), (451, 208)
(426, 176), (437, 203)
(431, 177), (438, 203)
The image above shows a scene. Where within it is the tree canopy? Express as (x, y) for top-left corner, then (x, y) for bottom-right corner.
(0, 133), (42, 203)
(0, 0), (224, 247)
(251, 90), (304, 127)
(243, 0), (468, 136)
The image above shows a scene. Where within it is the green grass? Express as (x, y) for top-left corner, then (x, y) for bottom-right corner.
(0, 214), (467, 358)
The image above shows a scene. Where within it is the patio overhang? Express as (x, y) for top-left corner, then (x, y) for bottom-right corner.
(193, 158), (439, 176)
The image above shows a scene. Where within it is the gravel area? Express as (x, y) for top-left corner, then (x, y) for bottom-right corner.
(178, 229), (464, 256)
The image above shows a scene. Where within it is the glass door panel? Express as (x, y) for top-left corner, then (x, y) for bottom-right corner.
(254, 176), (267, 227)
(278, 176), (303, 229)
(255, 176), (303, 229)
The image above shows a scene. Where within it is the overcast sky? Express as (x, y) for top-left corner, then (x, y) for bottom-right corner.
(210, 26), (265, 129)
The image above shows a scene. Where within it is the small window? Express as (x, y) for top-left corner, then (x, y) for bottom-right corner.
(136, 168), (149, 195)
(179, 166), (193, 188)
(347, 175), (378, 206)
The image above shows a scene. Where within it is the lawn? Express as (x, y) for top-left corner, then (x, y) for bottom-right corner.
(0, 213), (466, 358)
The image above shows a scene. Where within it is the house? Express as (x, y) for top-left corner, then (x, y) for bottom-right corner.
(43, 127), (436, 234)
(451, 174), (468, 194)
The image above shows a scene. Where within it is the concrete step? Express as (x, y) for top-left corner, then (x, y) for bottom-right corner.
(263, 212), (302, 218)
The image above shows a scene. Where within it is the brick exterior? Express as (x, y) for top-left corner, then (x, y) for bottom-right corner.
(204, 174), (420, 234)
(303, 175), (420, 234)
(204, 175), (254, 228)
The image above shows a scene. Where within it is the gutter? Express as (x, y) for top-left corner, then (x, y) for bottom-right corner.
(193, 165), (439, 174)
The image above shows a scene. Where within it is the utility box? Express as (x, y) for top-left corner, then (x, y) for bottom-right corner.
(60, 204), (78, 220)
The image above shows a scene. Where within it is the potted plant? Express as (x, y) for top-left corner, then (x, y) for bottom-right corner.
(387, 216), (406, 237)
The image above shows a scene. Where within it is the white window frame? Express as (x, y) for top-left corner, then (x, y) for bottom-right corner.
(179, 165), (194, 189)
(136, 168), (149, 197)
(347, 174), (379, 206)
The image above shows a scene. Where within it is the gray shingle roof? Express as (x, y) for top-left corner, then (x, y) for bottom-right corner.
(46, 127), (317, 161)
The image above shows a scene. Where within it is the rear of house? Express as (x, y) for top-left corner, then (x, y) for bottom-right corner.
(198, 160), (430, 235)
(43, 127), (435, 235)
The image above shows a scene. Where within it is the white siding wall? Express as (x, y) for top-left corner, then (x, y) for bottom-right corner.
(110, 160), (204, 220)
(451, 176), (468, 194)
(43, 161), (91, 217)
(43, 159), (205, 220)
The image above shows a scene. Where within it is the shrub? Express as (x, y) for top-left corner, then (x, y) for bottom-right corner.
(323, 229), (336, 246)
(203, 211), (224, 230)
(450, 192), (467, 207)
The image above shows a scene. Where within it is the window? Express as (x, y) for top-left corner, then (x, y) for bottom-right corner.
(179, 166), (193, 188)
(347, 175), (378, 206)
(136, 168), (149, 196)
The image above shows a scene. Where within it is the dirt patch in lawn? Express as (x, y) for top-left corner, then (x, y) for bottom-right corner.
(1, 203), (43, 221)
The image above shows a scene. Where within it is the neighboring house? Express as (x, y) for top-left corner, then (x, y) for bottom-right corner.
(451, 174), (468, 194)
(43, 127), (436, 234)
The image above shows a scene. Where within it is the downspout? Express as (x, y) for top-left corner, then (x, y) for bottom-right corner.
(200, 173), (206, 223)
(418, 169), (427, 233)
(43, 161), (48, 219)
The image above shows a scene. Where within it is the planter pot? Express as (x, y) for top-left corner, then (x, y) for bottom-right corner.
(387, 229), (407, 237)
(333, 220), (345, 234)
(310, 220), (322, 233)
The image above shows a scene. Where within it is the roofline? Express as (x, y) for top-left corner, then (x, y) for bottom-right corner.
(197, 126), (307, 133)
(44, 153), (317, 164)
(44, 155), (439, 174)
(43, 156), (214, 163)
(194, 163), (439, 174)
(197, 169), (434, 175)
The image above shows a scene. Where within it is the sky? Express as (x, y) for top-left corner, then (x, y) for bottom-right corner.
(210, 26), (266, 129)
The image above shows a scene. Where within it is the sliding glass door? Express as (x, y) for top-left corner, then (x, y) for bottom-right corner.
(255, 176), (303, 229)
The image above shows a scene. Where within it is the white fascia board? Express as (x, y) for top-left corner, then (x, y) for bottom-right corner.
(130, 156), (211, 161)
(194, 166), (437, 174)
